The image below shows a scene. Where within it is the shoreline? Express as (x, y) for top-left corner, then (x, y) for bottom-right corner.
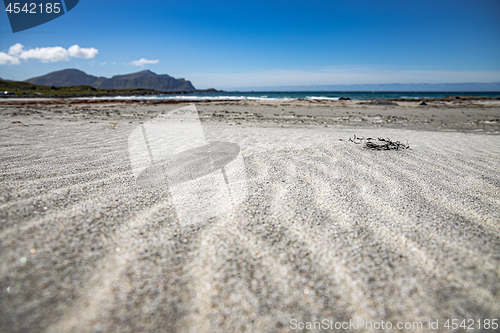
(2, 92), (500, 101)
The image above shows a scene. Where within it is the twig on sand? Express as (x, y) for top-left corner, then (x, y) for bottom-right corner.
(342, 135), (410, 150)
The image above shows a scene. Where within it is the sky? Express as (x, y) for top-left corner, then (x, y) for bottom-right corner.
(1, 0), (500, 89)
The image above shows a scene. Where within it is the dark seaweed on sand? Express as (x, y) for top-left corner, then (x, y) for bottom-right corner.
(342, 135), (410, 150)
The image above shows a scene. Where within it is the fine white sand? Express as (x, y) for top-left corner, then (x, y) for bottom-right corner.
(0, 101), (499, 332)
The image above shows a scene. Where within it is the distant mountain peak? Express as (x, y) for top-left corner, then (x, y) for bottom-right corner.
(53, 68), (88, 74)
(26, 68), (195, 92)
(110, 69), (167, 80)
(25, 69), (98, 87)
(139, 69), (155, 74)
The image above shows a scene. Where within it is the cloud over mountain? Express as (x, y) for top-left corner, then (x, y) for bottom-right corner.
(129, 58), (159, 66)
(0, 52), (20, 65)
(0, 43), (98, 65)
(67, 45), (99, 59)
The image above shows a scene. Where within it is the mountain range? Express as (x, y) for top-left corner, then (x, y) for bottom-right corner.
(26, 69), (196, 92)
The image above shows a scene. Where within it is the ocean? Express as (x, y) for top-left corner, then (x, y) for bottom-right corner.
(89, 91), (500, 101)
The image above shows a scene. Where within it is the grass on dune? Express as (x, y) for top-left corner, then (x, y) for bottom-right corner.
(0, 79), (159, 97)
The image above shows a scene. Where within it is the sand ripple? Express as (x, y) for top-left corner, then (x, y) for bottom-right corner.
(1, 123), (499, 332)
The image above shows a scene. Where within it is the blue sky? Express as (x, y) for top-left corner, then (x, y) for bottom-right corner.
(1, 0), (499, 89)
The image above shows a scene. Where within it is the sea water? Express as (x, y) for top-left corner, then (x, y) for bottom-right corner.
(82, 91), (500, 101)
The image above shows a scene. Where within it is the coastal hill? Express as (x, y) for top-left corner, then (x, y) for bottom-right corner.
(26, 69), (196, 92)
(26, 69), (97, 86)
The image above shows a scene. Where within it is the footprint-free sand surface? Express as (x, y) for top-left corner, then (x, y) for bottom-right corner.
(1, 100), (499, 332)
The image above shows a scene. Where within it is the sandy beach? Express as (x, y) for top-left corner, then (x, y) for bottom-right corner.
(1, 99), (499, 332)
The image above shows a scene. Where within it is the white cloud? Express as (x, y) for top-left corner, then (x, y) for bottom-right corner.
(8, 43), (23, 56)
(18, 46), (69, 62)
(0, 43), (99, 65)
(68, 45), (99, 59)
(129, 58), (159, 66)
(0, 52), (20, 65)
(100, 61), (107, 65)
